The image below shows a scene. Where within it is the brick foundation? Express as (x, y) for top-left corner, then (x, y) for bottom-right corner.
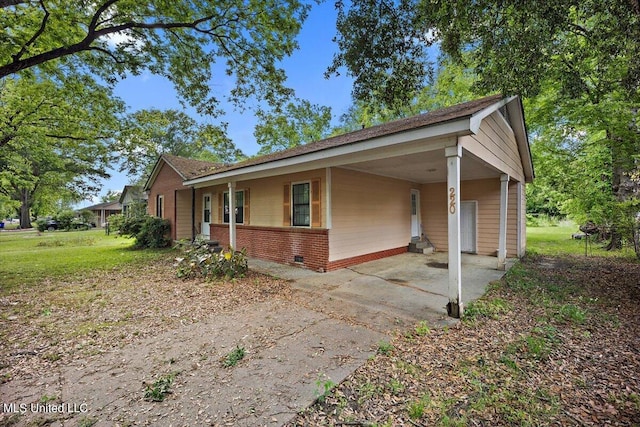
(211, 224), (329, 272)
(211, 224), (408, 272)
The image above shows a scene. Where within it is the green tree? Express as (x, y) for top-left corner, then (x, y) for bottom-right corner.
(331, 0), (640, 254)
(0, 0), (312, 115)
(118, 109), (245, 180)
(0, 75), (122, 227)
(254, 98), (331, 154)
(101, 190), (122, 203)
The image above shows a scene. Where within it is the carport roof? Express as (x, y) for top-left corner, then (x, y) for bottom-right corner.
(185, 94), (531, 186)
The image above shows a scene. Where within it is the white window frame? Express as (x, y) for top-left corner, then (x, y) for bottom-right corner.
(156, 194), (164, 218)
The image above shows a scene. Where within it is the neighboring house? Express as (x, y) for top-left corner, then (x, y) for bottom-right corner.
(144, 154), (222, 241)
(119, 185), (148, 217)
(146, 96), (534, 315)
(84, 200), (122, 227)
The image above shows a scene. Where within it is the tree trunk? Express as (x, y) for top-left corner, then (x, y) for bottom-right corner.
(19, 188), (32, 229)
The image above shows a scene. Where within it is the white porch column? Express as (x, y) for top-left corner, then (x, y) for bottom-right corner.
(228, 182), (236, 249)
(445, 145), (463, 318)
(498, 174), (510, 270)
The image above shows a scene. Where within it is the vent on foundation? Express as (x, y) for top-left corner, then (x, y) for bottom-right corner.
(294, 255), (304, 263)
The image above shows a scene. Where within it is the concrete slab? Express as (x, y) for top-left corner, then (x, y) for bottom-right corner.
(250, 252), (513, 333)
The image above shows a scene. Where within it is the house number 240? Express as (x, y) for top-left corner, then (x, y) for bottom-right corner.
(449, 187), (456, 214)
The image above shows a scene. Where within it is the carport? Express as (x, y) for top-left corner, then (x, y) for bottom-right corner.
(251, 251), (513, 331)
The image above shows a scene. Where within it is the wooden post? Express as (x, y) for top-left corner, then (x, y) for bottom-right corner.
(498, 174), (509, 271)
(228, 182), (236, 249)
(446, 145), (463, 318)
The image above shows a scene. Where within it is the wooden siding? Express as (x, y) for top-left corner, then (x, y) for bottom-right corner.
(175, 189), (192, 240)
(197, 169), (326, 228)
(329, 167), (414, 262)
(421, 178), (519, 257)
(461, 111), (525, 183)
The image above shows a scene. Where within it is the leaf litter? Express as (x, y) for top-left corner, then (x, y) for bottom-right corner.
(1, 253), (639, 426)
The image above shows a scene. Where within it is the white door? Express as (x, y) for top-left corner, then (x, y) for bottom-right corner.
(202, 194), (211, 239)
(460, 201), (477, 253)
(410, 189), (421, 239)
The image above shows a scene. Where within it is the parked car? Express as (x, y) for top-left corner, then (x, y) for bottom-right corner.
(44, 219), (58, 231)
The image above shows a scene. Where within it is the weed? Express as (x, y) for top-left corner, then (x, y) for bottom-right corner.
(388, 378), (405, 394)
(557, 304), (587, 324)
(463, 297), (511, 322)
(78, 417), (98, 427)
(40, 394), (57, 403)
(377, 340), (394, 355)
(144, 373), (175, 402)
(43, 352), (61, 362)
(314, 377), (336, 403)
(222, 346), (246, 368)
(407, 393), (431, 420)
(415, 320), (431, 336)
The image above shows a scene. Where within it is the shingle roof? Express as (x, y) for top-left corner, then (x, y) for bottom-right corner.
(161, 154), (224, 180)
(190, 94), (504, 180)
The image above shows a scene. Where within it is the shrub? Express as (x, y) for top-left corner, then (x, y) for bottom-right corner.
(55, 209), (76, 230)
(175, 236), (248, 280)
(115, 214), (171, 249)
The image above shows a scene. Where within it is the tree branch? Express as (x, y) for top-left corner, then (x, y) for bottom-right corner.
(12, 0), (49, 62)
(0, 0), (27, 8)
(0, 9), (224, 78)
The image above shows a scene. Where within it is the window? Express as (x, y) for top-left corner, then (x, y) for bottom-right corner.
(203, 195), (211, 223)
(223, 190), (244, 224)
(156, 195), (164, 218)
(292, 183), (310, 226)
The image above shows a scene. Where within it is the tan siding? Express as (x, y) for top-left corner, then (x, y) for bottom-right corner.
(175, 189), (192, 240)
(329, 168), (413, 261)
(461, 112), (525, 182)
(421, 178), (519, 257)
(201, 169), (326, 228)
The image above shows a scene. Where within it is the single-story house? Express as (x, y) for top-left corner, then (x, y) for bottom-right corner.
(144, 154), (222, 241)
(83, 200), (122, 227)
(119, 185), (148, 217)
(146, 95), (533, 317)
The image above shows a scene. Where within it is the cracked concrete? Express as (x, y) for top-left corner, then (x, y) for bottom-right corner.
(3, 252), (507, 426)
(5, 299), (384, 426)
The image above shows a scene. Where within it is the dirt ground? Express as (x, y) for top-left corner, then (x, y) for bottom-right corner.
(0, 259), (385, 426)
(287, 255), (640, 426)
(2, 255), (639, 426)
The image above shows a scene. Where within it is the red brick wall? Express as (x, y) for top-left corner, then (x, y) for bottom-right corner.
(147, 162), (188, 241)
(210, 224), (408, 272)
(211, 224), (329, 272)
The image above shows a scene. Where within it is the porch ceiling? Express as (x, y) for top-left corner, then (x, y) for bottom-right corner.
(342, 148), (502, 184)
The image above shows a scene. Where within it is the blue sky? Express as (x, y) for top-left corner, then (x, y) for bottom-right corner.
(83, 2), (354, 206)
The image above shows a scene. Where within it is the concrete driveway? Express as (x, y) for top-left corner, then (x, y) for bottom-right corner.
(3, 252), (510, 427)
(251, 251), (513, 333)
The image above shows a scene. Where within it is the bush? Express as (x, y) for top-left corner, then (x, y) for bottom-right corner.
(175, 236), (248, 280)
(115, 214), (171, 249)
(55, 209), (76, 230)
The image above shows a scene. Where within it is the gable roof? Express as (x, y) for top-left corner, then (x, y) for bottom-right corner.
(185, 94), (532, 186)
(119, 185), (147, 204)
(144, 154), (223, 191)
(83, 200), (122, 211)
(189, 94), (504, 181)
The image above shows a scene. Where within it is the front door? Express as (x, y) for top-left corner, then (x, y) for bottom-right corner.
(202, 194), (211, 239)
(410, 189), (421, 240)
(460, 201), (477, 253)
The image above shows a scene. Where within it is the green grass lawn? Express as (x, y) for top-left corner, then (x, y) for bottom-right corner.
(0, 229), (170, 292)
(527, 222), (637, 259)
